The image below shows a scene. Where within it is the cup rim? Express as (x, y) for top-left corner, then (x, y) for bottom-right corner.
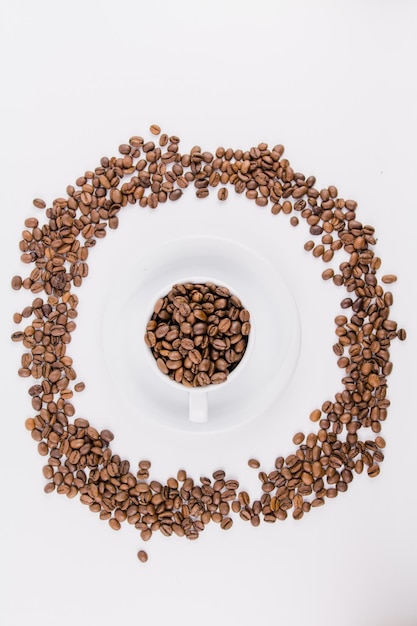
(143, 275), (256, 395)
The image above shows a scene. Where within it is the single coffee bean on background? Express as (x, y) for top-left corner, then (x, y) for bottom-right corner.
(381, 274), (397, 284)
(11, 275), (22, 290)
(137, 550), (148, 563)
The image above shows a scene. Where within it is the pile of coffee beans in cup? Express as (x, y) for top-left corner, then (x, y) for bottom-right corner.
(145, 282), (251, 387)
(11, 124), (406, 562)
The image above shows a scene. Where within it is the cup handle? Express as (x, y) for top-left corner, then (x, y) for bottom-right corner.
(189, 392), (208, 422)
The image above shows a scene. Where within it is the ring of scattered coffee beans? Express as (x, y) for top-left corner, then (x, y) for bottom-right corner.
(145, 282), (251, 387)
(11, 125), (406, 562)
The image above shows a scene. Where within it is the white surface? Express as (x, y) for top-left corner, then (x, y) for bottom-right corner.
(1, 1), (416, 625)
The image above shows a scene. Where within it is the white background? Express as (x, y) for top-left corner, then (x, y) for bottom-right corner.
(1, 1), (416, 625)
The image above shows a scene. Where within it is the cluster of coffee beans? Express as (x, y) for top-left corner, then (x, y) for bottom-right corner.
(145, 282), (251, 387)
(11, 124), (405, 563)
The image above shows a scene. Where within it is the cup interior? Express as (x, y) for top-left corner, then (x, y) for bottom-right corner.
(143, 276), (256, 400)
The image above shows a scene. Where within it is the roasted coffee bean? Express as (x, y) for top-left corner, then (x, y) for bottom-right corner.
(309, 409), (321, 422)
(189, 349), (202, 364)
(137, 550), (148, 563)
(220, 517), (233, 530)
(193, 322), (207, 336)
(292, 432), (305, 445)
(218, 318), (231, 333)
(11, 275), (22, 290)
(180, 337), (194, 350)
(33, 198), (46, 209)
(100, 429), (114, 443)
(381, 274), (397, 284)
(196, 372), (210, 386)
(109, 518), (121, 531)
(211, 372), (227, 384)
(367, 464), (380, 478)
(218, 187), (228, 201)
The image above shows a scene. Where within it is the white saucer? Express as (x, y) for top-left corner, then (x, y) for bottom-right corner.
(101, 235), (301, 433)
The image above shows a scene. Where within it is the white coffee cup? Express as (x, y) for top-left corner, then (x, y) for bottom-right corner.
(144, 277), (255, 423)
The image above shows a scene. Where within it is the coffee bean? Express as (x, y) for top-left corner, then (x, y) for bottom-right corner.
(220, 517), (233, 530)
(218, 188), (228, 201)
(33, 198), (46, 209)
(322, 268), (334, 280)
(193, 322), (207, 336)
(397, 328), (406, 340)
(129, 136), (143, 147)
(100, 429), (114, 443)
(241, 322), (251, 336)
(25, 417), (35, 431)
(381, 274), (397, 284)
(309, 409), (322, 423)
(180, 337), (194, 350)
(292, 432), (305, 445)
(11, 275), (22, 290)
(137, 550), (148, 563)
(367, 464), (380, 478)
(166, 359), (183, 370)
(196, 372), (210, 386)
(211, 372), (227, 384)
(109, 518), (121, 531)
(168, 189), (181, 201)
(211, 338), (227, 350)
(189, 349), (202, 364)
(155, 324), (169, 339)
